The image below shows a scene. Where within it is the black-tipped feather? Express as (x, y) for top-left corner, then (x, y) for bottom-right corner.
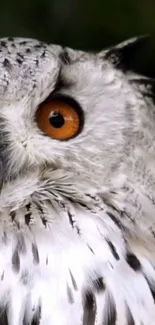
(130, 77), (155, 102)
(104, 35), (150, 70)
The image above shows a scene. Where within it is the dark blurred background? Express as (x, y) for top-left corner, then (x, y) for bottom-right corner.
(1, 0), (155, 77)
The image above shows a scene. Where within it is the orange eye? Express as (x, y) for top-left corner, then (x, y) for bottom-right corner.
(36, 97), (83, 140)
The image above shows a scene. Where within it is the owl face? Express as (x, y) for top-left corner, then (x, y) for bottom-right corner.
(0, 36), (149, 186)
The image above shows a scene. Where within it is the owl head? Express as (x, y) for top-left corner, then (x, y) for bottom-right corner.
(0, 36), (153, 192)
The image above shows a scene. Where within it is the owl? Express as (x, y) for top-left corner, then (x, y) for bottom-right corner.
(0, 35), (155, 325)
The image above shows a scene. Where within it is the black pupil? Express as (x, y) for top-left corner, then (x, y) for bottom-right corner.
(49, 111), (65, 128)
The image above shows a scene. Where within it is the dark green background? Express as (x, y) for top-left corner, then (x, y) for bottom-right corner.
(1, 0), (155, 77)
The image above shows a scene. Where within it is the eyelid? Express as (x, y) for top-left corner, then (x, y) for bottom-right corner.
(53, 67), (74, 94)
(54, 71), (65, 92)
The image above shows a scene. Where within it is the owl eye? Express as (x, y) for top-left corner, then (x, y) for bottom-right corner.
(36, 96), (83, 140)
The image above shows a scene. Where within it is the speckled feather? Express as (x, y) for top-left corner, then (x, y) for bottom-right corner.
(0, 36), (154, 325)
